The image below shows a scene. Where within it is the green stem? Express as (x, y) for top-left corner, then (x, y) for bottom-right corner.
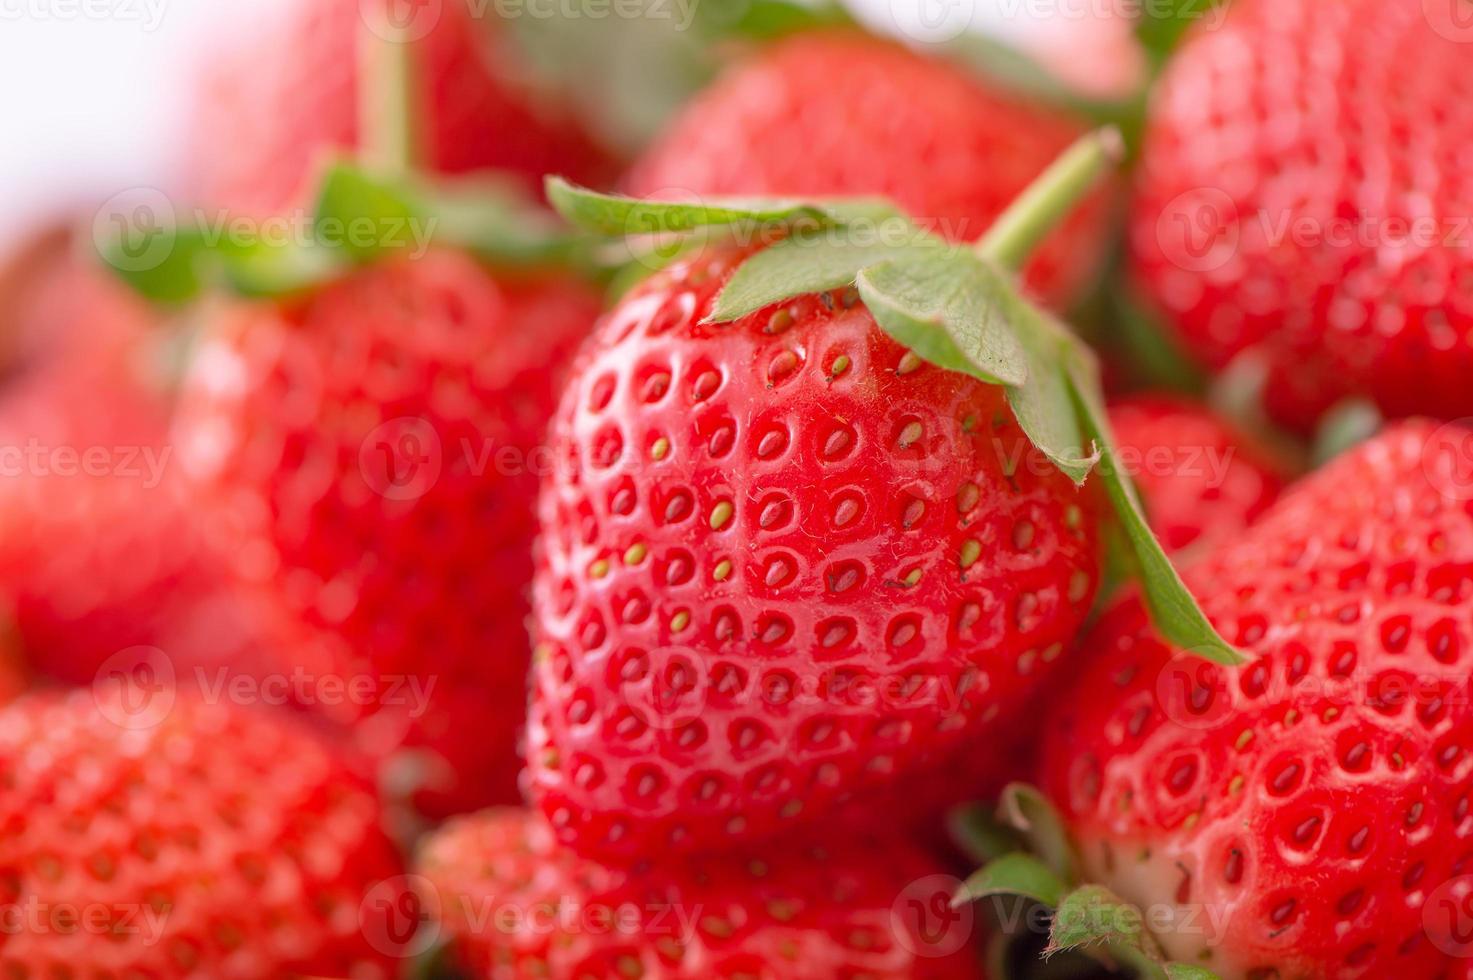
(975, 127), (1123, 270)
(357, 13), (419, 176)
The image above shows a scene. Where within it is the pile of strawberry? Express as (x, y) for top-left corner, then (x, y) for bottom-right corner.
(2, 0), (1472, 977)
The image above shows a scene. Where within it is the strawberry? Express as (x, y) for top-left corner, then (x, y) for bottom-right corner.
(1108, 395), (1287, 555)
(527, 242), (1104, 858)
(0, 238), (289, 690)
(188, 0), (611, 217)
(417, 806), (984, 977)
(1036, 420), (1473, 976)
(626, 31), (1112, 306)
(174, 249), (603, 816)
(1130, 0), (1473, 432)
(0, 687), (405, 976)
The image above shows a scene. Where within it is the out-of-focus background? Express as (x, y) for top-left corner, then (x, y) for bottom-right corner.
(0, 0), (1136, 252)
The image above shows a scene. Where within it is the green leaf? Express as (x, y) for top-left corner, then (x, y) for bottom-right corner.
(422, 179), (582, 267)
(948, 803), (1024, 866)
(943, 33), (1139, 138)
(702, 0), (853, 40)
(710, 230), (933, 323)
(1004, 304), (1099, 485)
(220, 240), (345, 298)
(856, 251), (1028, 387)
(312, 163), (424, 264)
(955, 853), (1066, 910)
(101, 225), (216, 305)
(1048, 885), (1163, 961)
(997, 785), (1079, 885)
(546, 177), (895, 238)
(1166, 965), (1224, 980)
(1312, 398), (1382, 466)
(1136, 0), (1227, 70)
(1062, 350), (1244, 665)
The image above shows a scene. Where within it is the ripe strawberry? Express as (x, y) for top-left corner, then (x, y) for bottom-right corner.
(1108, 395), (1287, 555)
(1040, 420), (1473, 976)
(626, 31), (1112, 306)
(174, 250), (603, 816)
(0, 242), (285, 689)
(527, 243), (1103, 858)
(0, 687), (405, 976)
(188, 0), (611, 216)
(417, 806), (983, 977)
(1130, 0), (1473, 432)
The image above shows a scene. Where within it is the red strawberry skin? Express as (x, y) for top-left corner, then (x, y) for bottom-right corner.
(1130, 0), (1473, 432)
(175, 250), (601, 816)
(0, 688), (405, 977)
(188, 0), (611, 216)
(418, 807), (984, 978)
(528, 246), (1102, 858)
(626, 31), (1111, 306)
(1108, 395), (1286, 555)
(1041, 421), (1473, 977)
(0, 245), (287, 689)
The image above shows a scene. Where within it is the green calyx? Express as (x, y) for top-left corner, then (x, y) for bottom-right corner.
(102, 165), (585, 306)
(547, 128), (1241, 666)
(954, 784), (1225, 980)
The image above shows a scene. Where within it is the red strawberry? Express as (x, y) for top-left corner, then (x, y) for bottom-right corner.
(1040, 420), (1473, 976)
(417, 806), (984, 977)
(0, 241), (288, 689)
(188, 0), (611, 216)
(626, 31), (1112, 306)
(1108, 395), (1287, 555)
(1130, 0), (1473, 432)
(174, 250), (603, 816)
(527, 243), (1103, 859)
(0, 687), (405, 976)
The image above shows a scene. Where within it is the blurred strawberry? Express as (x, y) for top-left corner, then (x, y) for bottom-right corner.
(174, 249), (603, 816)
(0, 686), (405, 976)
(1108, 395), (1288, 555)
(626, 31), (1112, 306)
(1131, 0), (1473, 432)
(188, 0), (613, 217)
(418, 807), (983, 977)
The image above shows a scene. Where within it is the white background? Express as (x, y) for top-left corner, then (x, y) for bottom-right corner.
(0, 0), (1125, 253)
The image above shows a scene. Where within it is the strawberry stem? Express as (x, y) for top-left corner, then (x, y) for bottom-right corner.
(357, 12), (419, 177)
(975, 127), (1122, 271)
